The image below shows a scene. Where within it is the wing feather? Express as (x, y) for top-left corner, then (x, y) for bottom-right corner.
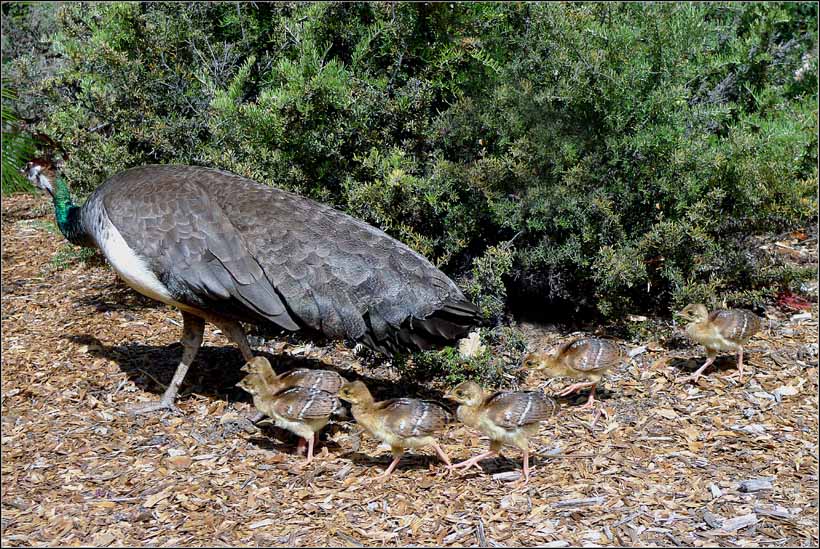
(382, 398), (450, 437)
(484, 391), (557, 429)
(271, 387), (339, 420)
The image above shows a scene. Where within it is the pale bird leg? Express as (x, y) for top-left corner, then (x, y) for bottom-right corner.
(723, 347), (747, 382)
(453, 450), (497, 471)
(681, 355), (716, 383)
(128, 312), (205, 415)
(431, 442), (454, 476)
(249, 411), (266, 424)
(556, 381), (596, 397)
(577, 384), (598, 410)
(377, 454), (403, 478)
(211, 319), (255, 362)
(306, 434), (315, 463)
(737, 347), (745, 380)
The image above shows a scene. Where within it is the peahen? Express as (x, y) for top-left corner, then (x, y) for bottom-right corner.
(25, 161), (481, 414)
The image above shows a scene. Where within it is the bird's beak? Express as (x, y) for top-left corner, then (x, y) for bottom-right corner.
(443, 391), (453, 400)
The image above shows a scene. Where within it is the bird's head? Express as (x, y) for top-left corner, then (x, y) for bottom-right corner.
(521, 351), (555, 372)
(676, 303), (709, 323)
(444, 381), (484, 406)
(522, 349), (568, 379)
(240, 356), (273, 376)
(337, 380), (373, 405)
(22, 158), (57, 196)
(235, 373), (265, 397)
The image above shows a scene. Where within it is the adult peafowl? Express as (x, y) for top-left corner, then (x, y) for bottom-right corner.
(25, 161), (481, 414)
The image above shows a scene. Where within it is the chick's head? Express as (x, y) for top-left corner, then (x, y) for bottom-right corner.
(338, 380), (373, 405)
(677, 303), (709, 323)
(241, 356), (272, 375)
(444, 381), (484, 406)
(236, 373), (265, 397)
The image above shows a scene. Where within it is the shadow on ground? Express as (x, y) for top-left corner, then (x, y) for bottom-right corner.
(668, 355), (743, 377)
(64, 334), (455, 410)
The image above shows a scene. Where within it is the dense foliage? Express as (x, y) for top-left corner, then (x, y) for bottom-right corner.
(3, 2), (817, 320)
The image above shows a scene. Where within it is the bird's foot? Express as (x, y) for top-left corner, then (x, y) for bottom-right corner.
(679, 373), (703, 384)
(509, 469), (531, 487)
(721, 370), (745, 383)
(373, 470), (394, 482)
(438, 464), (456, 478)
(556, 383), (590, 397)
(452, 458), (483, 472)
(126, 398), (181, 416)
(577, 399), (597, 411)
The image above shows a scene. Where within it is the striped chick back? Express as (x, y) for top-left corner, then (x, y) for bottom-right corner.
(558, 337), (623, 374)
(271, 387), (340, 421)
(708, 309), (762, 345)
(381, 398), (451, 438)
(483, 391), (558, 429)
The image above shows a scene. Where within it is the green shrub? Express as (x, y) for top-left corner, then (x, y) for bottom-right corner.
(393, 325), (530, 388)
(3, 1), (816, 323)
(1, 82), (35, 194)
(462, 242), (515, 323)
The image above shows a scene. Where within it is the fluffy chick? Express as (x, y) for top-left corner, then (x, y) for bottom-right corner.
(445, 381), (557, 482)
(337, 380), (452, 478)
(522, 337), (623, 408)
(241, 356), (348, 449)
(236, 372), (339, 463)
(676, 303), (762, 382)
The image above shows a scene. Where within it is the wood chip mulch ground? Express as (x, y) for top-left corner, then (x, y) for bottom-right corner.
(2, 193), (818, 547)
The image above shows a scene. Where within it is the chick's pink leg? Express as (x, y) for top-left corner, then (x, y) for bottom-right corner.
(305, 434), (315, 463)
(454, 450), (497, 472)
(578, 384), (598, 409)
(557, 381), (596, 397)
(378, 455), (403, 478)
(683, 356), (715, 383)
(431, 442), (454, 475)
(723, 347), (748, 381)
(737, 347), (745, 380)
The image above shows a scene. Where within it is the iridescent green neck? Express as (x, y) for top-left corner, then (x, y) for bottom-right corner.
(52, 178), (89, 246)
